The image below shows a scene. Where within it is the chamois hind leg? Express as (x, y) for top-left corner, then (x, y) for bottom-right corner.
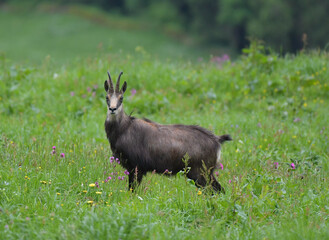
(128, 167), (144, 191)
(187, 169), (225, 194)
(187, 169), (207, 189)
(210, 174), (225, 194)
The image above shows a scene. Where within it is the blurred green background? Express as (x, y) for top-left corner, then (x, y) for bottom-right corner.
(1, 0), (329, 65)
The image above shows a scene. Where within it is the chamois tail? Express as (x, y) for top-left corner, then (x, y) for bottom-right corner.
(218, 134), (232, 144)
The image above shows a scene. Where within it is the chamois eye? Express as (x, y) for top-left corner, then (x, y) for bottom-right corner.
(106, 96), (109, 101)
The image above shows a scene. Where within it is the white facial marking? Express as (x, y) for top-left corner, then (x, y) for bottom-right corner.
(109, 94), (118, 111)
(107, 93), (122, 118)
(216, 147), (221, 166)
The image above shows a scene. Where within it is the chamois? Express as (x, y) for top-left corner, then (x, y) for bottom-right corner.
(104, 71), (231, 193)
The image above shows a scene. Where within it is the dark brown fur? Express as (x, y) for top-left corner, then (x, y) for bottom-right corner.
(104, 72), (232, 193)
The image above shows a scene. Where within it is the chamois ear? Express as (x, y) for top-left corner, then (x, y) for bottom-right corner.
(121, 81), (127, 93)
(104, 80), (109, 92)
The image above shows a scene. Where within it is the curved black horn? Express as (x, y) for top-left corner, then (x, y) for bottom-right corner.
(107, 71), (114, 92)
(115, 71), (123, 92)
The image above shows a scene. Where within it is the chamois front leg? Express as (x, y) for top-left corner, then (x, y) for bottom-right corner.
(128, 167), (144, 191)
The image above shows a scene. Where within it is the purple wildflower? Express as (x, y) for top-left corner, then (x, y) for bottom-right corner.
(70, 91), (75, 96)
(52, 146), (56, 155)
(215, 171), (219, 176)
(110, 156), (114, 163)
(211, 54), (230, 66)
(60, 153), (65, 158)
(95, 181), (99, 188)
(87, 87), (91, 92)
(5, 225), (9, 229)
(274, 162), (279, 169)
(219, 163), (224, 170)
(130, 89), (137, 96)
(124, 170), (130, 175)
(229, 180), (232, 184)
(107, 176), (112, 180)
(222, 54), (230, 61)
(291, 163), (296, 169)
(293, 118), (301, 123)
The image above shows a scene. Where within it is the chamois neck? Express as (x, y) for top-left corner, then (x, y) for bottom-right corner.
(105, 107), (132, 147)
(107, 107), (127, 124)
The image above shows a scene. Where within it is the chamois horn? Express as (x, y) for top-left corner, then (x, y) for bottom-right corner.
(116, 71), (123, 93)
(107, 71), (114, 92)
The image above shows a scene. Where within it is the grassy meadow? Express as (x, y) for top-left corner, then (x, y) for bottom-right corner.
(0, 4), (215, 65)
(1, 5), (329, 240)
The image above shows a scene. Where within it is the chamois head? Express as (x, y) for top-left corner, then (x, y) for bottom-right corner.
(104, 71), (127, 117)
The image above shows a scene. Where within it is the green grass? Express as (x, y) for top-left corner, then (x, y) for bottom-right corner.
(1, 7), (329, 240)
(0, 4), (215, 65)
